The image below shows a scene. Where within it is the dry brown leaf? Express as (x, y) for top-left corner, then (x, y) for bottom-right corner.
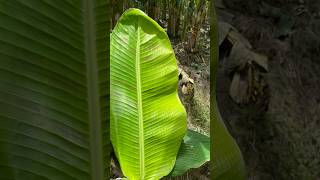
(228, 41), (252, 71)
(227, 30), (252, 49)
(229, 72), (249, 104)
(251, 52), (268, 72)
(218, 22), (232, 45)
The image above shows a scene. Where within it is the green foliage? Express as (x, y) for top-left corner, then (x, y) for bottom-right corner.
(0, 1), (110, 179)
(210, 1), (246, 179)
(111, 8), (211, 180)
(110, 9), (187, 180)
(170, 130), (210, 176)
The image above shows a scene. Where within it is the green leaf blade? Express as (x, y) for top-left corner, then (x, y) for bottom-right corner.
(110, 9), (187, 180)
(170, 130), (210, 177)
(210, 1), (246, 179)
(0, 1), (110, 179)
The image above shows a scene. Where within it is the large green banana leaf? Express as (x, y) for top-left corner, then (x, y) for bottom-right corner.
(210, 1), (246, 180)
(110, 9), (187, 180)
(0, 1), (110, 179)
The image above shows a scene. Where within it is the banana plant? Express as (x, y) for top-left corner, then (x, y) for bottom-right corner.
(0, 0), (110, 179)
(110, 8), (210, 180)
(210, 1), (246, 180)
(168, 0), (183, 38)
(186, 0), (207, 52)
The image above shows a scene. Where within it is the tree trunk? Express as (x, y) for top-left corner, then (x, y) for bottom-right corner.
(168, 0), (181, 38)
(188, 0), (207, 52)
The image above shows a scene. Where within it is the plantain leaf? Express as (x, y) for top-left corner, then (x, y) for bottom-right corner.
(211, 111), (246, 180)
(110, 9), (187, 180)
(211, 1), (246, 180)
(0, 1), (110, 179)
(170, 130), (210, 177)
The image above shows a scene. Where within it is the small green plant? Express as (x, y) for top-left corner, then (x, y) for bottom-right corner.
(110, 9), (210, 180)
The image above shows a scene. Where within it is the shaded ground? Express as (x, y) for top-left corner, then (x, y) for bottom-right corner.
(217, 0), (320, 179)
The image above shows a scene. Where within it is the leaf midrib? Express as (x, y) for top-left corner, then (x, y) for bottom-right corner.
(135, 17), (145, 179)
(84, 0), (103, 180)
